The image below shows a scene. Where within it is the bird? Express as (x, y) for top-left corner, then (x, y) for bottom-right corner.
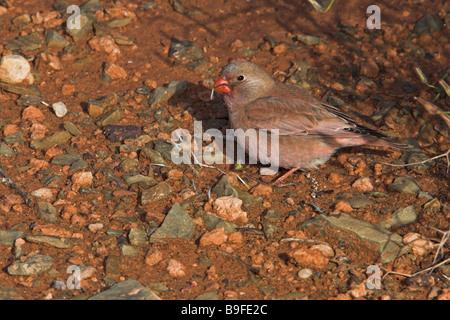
(213, 61), (410, 184)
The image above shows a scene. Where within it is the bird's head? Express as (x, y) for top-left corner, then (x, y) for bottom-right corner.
(214, 61), (275, 104)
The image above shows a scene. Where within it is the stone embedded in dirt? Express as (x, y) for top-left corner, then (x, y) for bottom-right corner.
(251, 184), (272, 197)
(309, 244), (334, 258)
(293, 34), (321, 46)
(210, 196), (248, 224)
(30, 131), (72, 150)
(51, 101), (68, 117)
(124, 174), (156, 188)
(103, 124), (142, 142)
(30, 187), (53, 200)
(333, 200), (353, 214)
(360, 58), (379, 78)
(128, 228), (148, 246)
(80, 0), (104, 13)
(199, 228), (228, 247)
(263, 220), (277, 238)
(103, 63), (127, 80)
(0, 55), (34, 84)
(88, 223), (103, 233)
(66, 13), (94, 41)
(145, 248), (163, 266)
(149, 80), (191, 107)
(195, 291), (219, 300)
(169, 39), (213, 74)
(140, 181), (171, 205)
(16, 94), (43, 107)
(104, 255), (121, 282)
(302, 213), (405, 263)
(7, 254), (53, 275)
(388, 175), (422, 194)
(64, 122), (82, 136)
(71, 171), (94, 189)
(95, 108), (122, 127)
(414, 13), (444, 34)
(262, 207), (281, 222)
(212, 175), (238, 198)
(26, 235), (73, 249)
(51, 154), (82, 166)
(150, 203), (195, 240)
(89, 280), (161, 300)
(22, 106), (45, 122)
(288, 247), (329, 270)
(0, 82), (41, 96)
(0, 143), (14, 157)
(5, 32), (44, 52)
(120, 244), (139, 256)
(402, 232), (434, 256)
(297, 268), (313, 279)
(0, 230), (27, 246)
(166, 259), (186, 278)
(89, 36), (121, 59)
(351, 177), (374, 192)
(37, 201), (58, 223)
(379, 205), (417, 229)
(345, 195), (374, 209)
(45, 29), (70, 49)
(286, 61), (312, 90)
(236, 189), (263, 211)
(3, 131), (24, 145)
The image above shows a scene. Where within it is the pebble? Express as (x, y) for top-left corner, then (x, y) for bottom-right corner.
(380, 205), (417, 229)
(140, 181), (171, 205)
(7, 254), (53, 275)
(199, 228), (228, 247)
(212, 175), (238, 197)
(351, 177), (374, 192)
(89, 280), (160, 300)
(88, 223), (103, 233)
(30, 188), (53, 200)
(22, 106), (45, 122)
(414, 14), (444, 34)
(128, 228), (147, 246)
(288, 247), (329, 270)
(150, 203), (195, 240)
(37, 201), (58, 223)
(0, 55), (34, 85)
(297, 268), (313, 279)
(145, 248), (163, 266)
(71, 172), (94, 189)
(104, 63), (127, 80)
(403, 232), (433, 256)
(149, 80), (191, 107)
(26, 235), (73, 248)
(0, 230), (27, 246)
(5, 32), (44, 52)
(51, 101), (68, 117)
(166, 259), (186, 278)
(30, 131), (72, 150)
(45, 29), (70, 48)
(388, 175), (422, 194)
(210, 196), (248, 224)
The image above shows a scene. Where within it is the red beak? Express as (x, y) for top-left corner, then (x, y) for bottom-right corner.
(214, 77), (231, 93)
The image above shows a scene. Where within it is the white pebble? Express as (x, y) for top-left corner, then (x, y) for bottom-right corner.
(0, 55), (34, 84)
(298, 268), (313, 279)
(30, 187), (53, 200)
(51, 101), (68, 117)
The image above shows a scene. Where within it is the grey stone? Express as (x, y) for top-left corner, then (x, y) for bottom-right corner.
(379, 205), (417, 229)
(150, 203), (195, 240)
(262, 207), (281, 222)
(346, 195), (374, 209)
(16, 95), (43, 106)
(140, 181), (171, 205)
(3, 131), (23, 144)
(124, 174), (156, 188)
(66, 13), (95, 41)
(236, 189), (263, 210)
(195, 291), (219, 300)
(128, 228), (148, 246)
(302, 214), (405, 263)
(142, 148), (166, 165)
(37, 202), (58, 223)
(89, 280), (160, 300)
(7, 254), (53, 275)
(45, 29), (70, 49)
(120, 245), (139, 256)
(0, 143), (15, 157)
(5, 32), (44, 51)
(148, 80), (191, 107)
(30, 131), (72, 150)
(414, 14), (444, 34)
(294, 34), (321, 45)
(0, 82), (41, 96)
(0, 230), (27, 246)
(263, 220), (277, 239)
(388, 175), (421, 194)
(51, 154), (83, 166)
(212, 175), (238, 197)
(64, 122), (82, 136)
(80, 0), (104, 13)
(26, 235), (73, 248)
(104, 255), (121, 282)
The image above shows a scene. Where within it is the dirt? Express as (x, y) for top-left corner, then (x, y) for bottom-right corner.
(0, 0), (449, 300)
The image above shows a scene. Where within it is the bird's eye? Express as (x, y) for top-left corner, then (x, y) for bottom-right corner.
(237, 75), (244, 81)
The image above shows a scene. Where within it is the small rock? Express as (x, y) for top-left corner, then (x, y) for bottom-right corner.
(51, 101), (68, 117)
(212, 175), (238, 197)
(199, 228), (228, 246)
(37, 201), (58, 223)
(0, 55), (34, 84)
(30, 188), (53, 200)
(71, 172), (94, 189)
(309, 244), (334, 258)
(288, 247), (329, 270)
(103, 125), (142, 142)
(104, 63), (127, 80)
(66, 13), (94, 41)
(403, 232), (433, 256)
(22, 106), (45, 122)
(380, 205), (417, 229)
(128, 228), (147, 246)
(7, 254), (53, 275)
(0, 230), (27, 246)
(120, 245), (139, 256)
(88, 223), (103, 233)
(351, 177), (374, 192)
(166, 259), (186, 278)
(5, 32), (44, 52)
(297, 268), (313, 279)
(145, 248), (163, 266)
(45, 29), (70, 48)
(89, 280), (160, 300)
(150, 203), (195, 240)
(148, 80), (191, 107)
(105, 255), (121, 282)
(360, 58), (379, 78)
(30, 131), (72, 150)
(26, 235), (72, 248)
(140, 182), (171, 205)
(294, 34), (321, 45)
(414, 14), (444, 34)
(210, 196), (248, 224)
(388, 175), (421, 194)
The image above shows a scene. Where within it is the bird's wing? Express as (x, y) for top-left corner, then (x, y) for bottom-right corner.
(244, 96), (363, 137)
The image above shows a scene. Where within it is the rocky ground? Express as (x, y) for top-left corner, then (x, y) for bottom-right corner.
(0, 0), (449, 300)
